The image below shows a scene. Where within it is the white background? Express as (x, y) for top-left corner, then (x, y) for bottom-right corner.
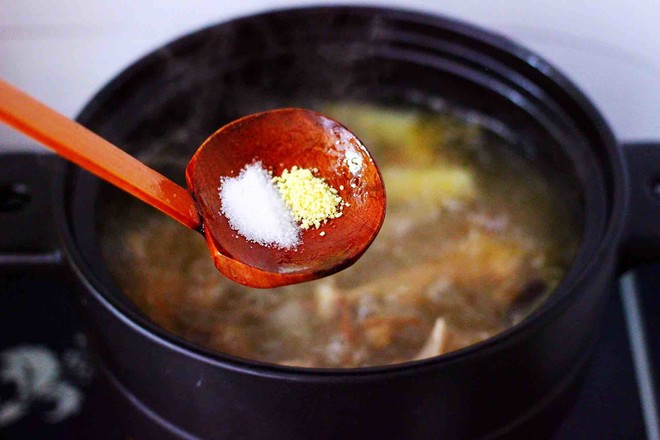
(2, 0), (660, 150)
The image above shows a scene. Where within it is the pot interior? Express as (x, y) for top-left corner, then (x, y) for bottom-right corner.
(68, 7), (609, 369)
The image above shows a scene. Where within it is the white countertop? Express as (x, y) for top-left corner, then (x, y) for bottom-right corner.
(2, 0), (659, 150)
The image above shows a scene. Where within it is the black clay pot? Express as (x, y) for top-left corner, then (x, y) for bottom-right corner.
(2, 6), (660, 440)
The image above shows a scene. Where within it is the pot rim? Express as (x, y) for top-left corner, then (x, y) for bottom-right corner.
(56, 5), (628, 379)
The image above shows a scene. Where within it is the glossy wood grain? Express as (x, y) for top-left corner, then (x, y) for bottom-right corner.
(0, 79), (201, 230)
(187, 108), (386, 288)
(0, 81), (385, 288)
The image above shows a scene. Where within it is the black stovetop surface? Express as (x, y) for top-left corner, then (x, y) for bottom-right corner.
(1, 266), (658, 439)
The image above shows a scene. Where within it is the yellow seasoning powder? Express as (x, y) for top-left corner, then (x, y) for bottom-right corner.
(273, 166), (344, 230)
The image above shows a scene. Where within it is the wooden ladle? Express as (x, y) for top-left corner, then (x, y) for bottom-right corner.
(0, 80), (386, 288)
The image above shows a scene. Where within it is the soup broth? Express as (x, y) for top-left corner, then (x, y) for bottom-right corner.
(100, 103), (579, 368)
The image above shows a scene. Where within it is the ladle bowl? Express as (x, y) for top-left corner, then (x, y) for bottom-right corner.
(187, 108), (386, 287)
(0, 80), (385, 287)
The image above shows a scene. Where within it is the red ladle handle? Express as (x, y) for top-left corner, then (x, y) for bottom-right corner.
(0, 80), (201, 230)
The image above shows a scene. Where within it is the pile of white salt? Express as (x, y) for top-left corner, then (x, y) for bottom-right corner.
(219, 162), (301, 249)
